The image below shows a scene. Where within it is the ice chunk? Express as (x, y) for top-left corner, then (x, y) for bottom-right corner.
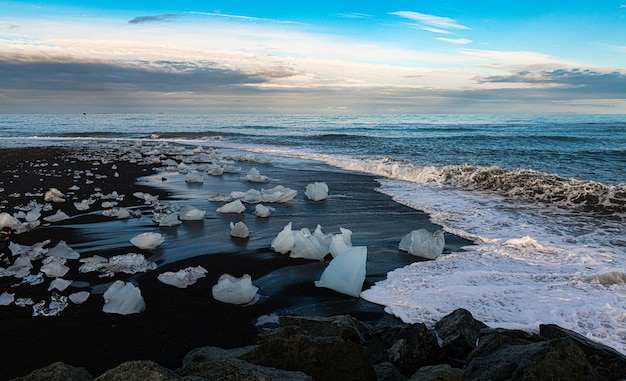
(185, 172), (204, 183)
(177, 162), (190, 173)
(102, 280), (146, 315)
(0, 291), (14, 306)
(206, 164), (224, 176)
(102, 207), (132, 219)
(157, 266), (208, 288)
(230, 221), (249, 239)
(4, 256), (33, 278)
(261, 185), (297, 203)
(80, 253), (156, 277)
(130, 232), (164, 250)
(253, 204), (275, 218)
(47, 240), (80, 259)
(270, 222), (294, 254)
(398, 229), (445, 260)
(25, 207), (42, 222)
(48, 278), (72, 292)
(43, 209), (70, 222)
(305, 182), (329, 201)
(158, 212), (182, 227)
(0, 212), (19, 229)
(44, 188), (66, 202)
(217, 199), (246, 214)
(290, 227), (329, 261)
(315, 246), (367, 298)
(212, 273), (258, 305)
(32, 293), (68, 317)
(73, 199), (93, 211)
(41, 257), (70, 278)
(329, 227), (353, 257)
(69, 291), (90, 304)
(179, 206), (206, 221)
(244, 167), (270, 183)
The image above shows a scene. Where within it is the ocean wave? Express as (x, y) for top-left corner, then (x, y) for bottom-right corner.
(312, 155), (626, 216)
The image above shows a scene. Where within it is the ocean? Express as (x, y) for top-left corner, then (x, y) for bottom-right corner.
(1, 113), (625, 353)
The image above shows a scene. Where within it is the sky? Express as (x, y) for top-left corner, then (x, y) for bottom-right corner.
(1, 1), (625, 114)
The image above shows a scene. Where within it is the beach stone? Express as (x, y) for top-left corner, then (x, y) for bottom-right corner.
(409, 364), (463, 381)
(10, 361), (93, 381)
(540, 324), (626, 380)
(434, 308), (488, 360)
(374, 362), (406, 381)
(94, 360), (181, 381)
(463, 328), (601, 381)
(240, 325), (376, 381)
(367, 322), (444, 377)
(278, 314), (372, 344)
(181, 345), (257, 367)
(179, 357), (313, 380)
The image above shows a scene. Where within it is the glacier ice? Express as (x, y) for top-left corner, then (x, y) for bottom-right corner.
(253, 204), (275, 218)
(102, 207), (132, 219)
(32, 293), (68, 317)
(0, 212), (19, 229)
(212, 273), (258, 305)
(157, 266), (208, 288)
(68, 291), (90, 304)
(270, 222), (295, 254)
(0, 291), (15, 306)
(398, 229), (445, 260)
(130, 232), (165, 250)
(185, 172), (204, 183)
(244, 167), (270, 183)
(44, 188), (66, 203)
(79, 253), (156, 277)
(47, 240), (80, 259)
(43, 209), (70, 222)
(329, 227), (353, 257)
(235, 185), (297, 204)
(314, 246), (367, 298)
(41, 257), (70, 278)
(290, 227), (329, 261)
(217, 199), (246, 214)
(48, 278), (72, 292)
(230, 221), (250, 239)
(305, 182), (329, 201)
(102, 280), (146, 315)
(179, 206), (206, 221)
(157, 212), (182, 227)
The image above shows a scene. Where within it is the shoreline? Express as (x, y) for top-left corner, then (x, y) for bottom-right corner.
(0, 141), (472, 380)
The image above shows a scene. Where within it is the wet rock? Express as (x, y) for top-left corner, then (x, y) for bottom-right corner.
(409, 364), (463, 381)
(94, 360), (181, 381)
(11, 361), (93, 381)
(434, 308), (488, 360)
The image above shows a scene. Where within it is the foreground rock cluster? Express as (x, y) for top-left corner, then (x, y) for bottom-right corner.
(13, 308), (626, 381)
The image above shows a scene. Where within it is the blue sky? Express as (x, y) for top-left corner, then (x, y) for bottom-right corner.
(1, 1), (625, 113)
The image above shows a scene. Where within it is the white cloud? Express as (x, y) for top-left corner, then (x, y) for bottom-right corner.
(389, 11), (470, 32)
(436, 37), (472, 45)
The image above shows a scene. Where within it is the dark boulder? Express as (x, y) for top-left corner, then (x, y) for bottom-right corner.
(10, 362), (94, 381)
(434, 308), (488, 360)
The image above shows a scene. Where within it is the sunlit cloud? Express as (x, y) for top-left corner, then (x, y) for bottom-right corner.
(389, 11), (470, 33)
(436, 37), (472, 45)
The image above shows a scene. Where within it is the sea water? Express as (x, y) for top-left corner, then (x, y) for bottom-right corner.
(1, 113), (625, 353)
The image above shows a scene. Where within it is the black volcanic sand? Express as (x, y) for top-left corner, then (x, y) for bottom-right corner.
(0, 142), (472, 380)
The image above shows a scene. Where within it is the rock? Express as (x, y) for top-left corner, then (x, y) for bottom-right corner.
(181, 346), (258, 367)
(278, 315), (372, 345)
(367, 322), (444, 377)
(434, 308), (488, 360)
(463, 328), (601, 381)
(409, 364), (463, 381)
(11, 361), (93, 381)
(375, 362), (407, 381)
(241, 325), (377, 381)
(540, 324), (626, 381)
(180, 358), (312, 381)
(94, 360), (181, 381)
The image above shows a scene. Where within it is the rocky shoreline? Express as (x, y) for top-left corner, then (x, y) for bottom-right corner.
(14, 308), (626, 380)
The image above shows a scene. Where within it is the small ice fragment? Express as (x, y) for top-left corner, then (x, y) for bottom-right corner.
(157, 266), (208, 288)
(102, 280), (146, 315)
(179, 206), (206, 221)
(211, 273), (258, 305)
(101, 201), (117, 208)
(270, 222), (294, 254)
(68, 185), (80, 191)
(206, 164), (224, 176)
(217, 199), (246, 214)
(73, 199), (92, 211)
(244, 167), (270, 183)
(0, 291), (15, 306)
(130, 232), (164, 250)
(69, 291), (90, 304)
(329, 227), (353, 257)
(0, 212), (19, 229)
(47, 240), (80, 259)
(314, 246), (367, 298)
(102, 207), (132, 219)
(41, 257), (70, 278)
(48, 278), (72, 292)
(185, 172), (204, 183)
(177, 162), (190, 174)
(158, 212), (181, 227)
(305, 182), (329, 201)
(44, 188), (66, 202)
(32, 293), (68, 317)
(43, 209), (70, 222)
(256, 313), (281, 326)
(230, 221), (249, 239)
(290, 227), (329, 261)
(261, 185), (297, 203)
(253, 204), (275, 218)
(398, 229), (445, 260)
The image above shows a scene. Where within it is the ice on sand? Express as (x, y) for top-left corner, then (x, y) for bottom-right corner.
(244, 167), (270, 183)
(290, 226), (329, 261)
(46, 240), (80, 259)
(0, 291), (15, 306)
(79, 253), (156, 277)
(398, 229), (445, 260)
(102, 207), (132, 219)
(0, 212), (19, 229)
(212, 273), (258, 305)
(44, 188), (66, 203)
(69, 291), (90, 304)
(185, 172), (204, 183)
(230, 221), (249, 239)
(315, 246), (367, 298)
(217, 199), (246, 214)
(305, 182), (329, 201)
(41, 257), (70, 278)
(43, 209), (70, 222)
(329, 227), (353, 257)
(253, 204), (275, 218)
(158, 266), (208, 288)
(179, 206), (206, 221)
(48, 278), (72, 292)
(270, 222), (295, 254)
(130, 232), (164, 250)
(234, 185), (297, 204)
(102, 280), (146, 315)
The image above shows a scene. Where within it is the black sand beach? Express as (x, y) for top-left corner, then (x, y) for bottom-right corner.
(0, 142), (472, 380)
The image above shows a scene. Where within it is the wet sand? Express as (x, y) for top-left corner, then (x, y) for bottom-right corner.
(0, 142), (472, 380)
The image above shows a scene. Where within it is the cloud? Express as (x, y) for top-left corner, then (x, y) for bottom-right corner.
(435, 37), (472, 45)
(390, 11), (470, 33)
(128, 14), (180, 24)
